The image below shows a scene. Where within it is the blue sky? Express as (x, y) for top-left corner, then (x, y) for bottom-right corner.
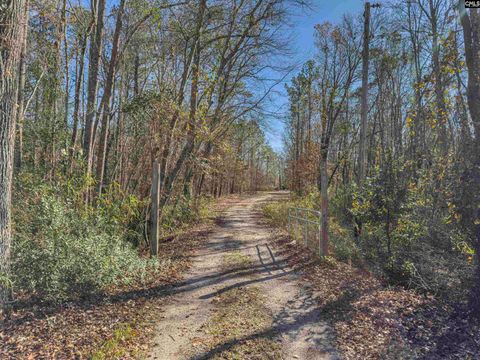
(264, 0), (364, 153)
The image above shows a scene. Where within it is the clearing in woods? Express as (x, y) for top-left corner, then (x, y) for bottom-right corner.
(147, 192), (338, 360)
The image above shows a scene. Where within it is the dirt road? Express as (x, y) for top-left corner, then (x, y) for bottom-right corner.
(147, 192), (338, 360)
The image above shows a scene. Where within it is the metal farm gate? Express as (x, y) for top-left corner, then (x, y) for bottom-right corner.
(287, 207), (325, 256)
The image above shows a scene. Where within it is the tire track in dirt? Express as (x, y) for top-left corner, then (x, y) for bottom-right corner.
(147, 192), (338, 360)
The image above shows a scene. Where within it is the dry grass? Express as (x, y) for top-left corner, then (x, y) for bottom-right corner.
(190, 251), (283, 360)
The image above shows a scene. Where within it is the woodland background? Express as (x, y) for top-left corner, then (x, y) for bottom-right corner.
(0, 0), (479, 357)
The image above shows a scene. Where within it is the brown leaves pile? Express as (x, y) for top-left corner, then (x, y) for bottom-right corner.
(271, 232), (480, 360)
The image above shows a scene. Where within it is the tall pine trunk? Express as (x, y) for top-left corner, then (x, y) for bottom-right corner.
(14, 0), (29, 170)
(357, 1), (371, 186)
(428, 0), (448, 155)
(0, 0), (27, 315)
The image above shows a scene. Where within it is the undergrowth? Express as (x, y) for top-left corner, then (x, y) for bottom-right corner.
(263, 184), (474, 302)
(91, 323), (138, 360)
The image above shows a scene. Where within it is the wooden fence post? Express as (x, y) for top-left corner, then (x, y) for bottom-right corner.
(318, 213), (322, 256)
(304, 215), (308, 248)
(150, 161), (160, 256)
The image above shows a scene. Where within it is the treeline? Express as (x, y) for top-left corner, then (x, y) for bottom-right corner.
(283, 1), (480, 316)
(0, 0), (294, 311)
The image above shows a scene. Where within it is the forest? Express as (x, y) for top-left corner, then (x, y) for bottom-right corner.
(0, 0), (479, 359)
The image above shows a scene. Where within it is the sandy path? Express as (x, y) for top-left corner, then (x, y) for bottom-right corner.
(147, 192), (338, 360)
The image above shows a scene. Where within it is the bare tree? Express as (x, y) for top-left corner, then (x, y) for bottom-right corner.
(96, 0), (126, 194)
(358, 2), (372, 186)
(83, 0), (106, 189)
(315, 21), (361, 256)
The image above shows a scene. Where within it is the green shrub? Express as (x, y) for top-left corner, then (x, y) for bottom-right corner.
(11, 182), (155, 301)
(265, 156), (474, 300)
(293, 188), (321, 210)
(96, 183), (147, 247)
(194, 195), (214, 221)
(342, 156), (475, 299)
(263, 189), (320, 227)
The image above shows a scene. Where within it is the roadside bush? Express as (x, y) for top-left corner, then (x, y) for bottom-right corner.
(96, 182), (146, 246)
(347, 156), (475, 299)
(293, 187), (321, 210)
(11, 179), (155, 301)
(263, 189), (320, 227)
(329, 218), (360, 262)
(265, 156), (474, 301)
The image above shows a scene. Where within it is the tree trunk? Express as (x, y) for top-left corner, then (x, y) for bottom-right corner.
(159, 0), (206, 213)
(150, 161), (160, 256)
(459, 1), (480, 318)
(428, 0), (448, 155)
(358, 1), (370, 186)
(294, 102), (300, 191)
(407, 0), (425, 164)
(83, 0), (105, 186)
(96, 0), (125, 194)
(0, 0), (27, 315)
(14, 0), (29, 170)
(319, 148), (329, 257)
(61, 0), (69, 130)
(70, 30), (88, 160)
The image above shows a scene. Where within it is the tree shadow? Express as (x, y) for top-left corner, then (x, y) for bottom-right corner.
(192, 288), (340, 360)
(6, 239), (303, 329)
(404, 303), (480, 359)
(198, 263), (312, 300)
